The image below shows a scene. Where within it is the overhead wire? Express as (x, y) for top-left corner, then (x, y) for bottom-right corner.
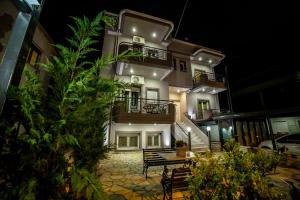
(174, 0), (189, 38)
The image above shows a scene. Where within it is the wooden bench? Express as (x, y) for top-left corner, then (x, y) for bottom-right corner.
(143, 148), (187, 179)
(161, 167), (191, 200)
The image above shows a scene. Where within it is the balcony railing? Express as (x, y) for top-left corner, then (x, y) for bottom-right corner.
(118, 42), (172, 66)
(193, 72), (225, 88)
(186, 109), (230, 121)
(113, 97), (175, 123)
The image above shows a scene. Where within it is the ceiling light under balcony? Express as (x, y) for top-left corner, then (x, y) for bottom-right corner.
(153, 72), (157, 77)
(130, 69), (134, 74)
(198, 57), (202, 61)
(212, 89), (216, 93)
(208, 59), (213, 64)
(132, 27), (136, 33)
(202, 88), (205, 92)
(152, 32), (157, 38)
(177, 89), (180, 93)
(154, 123), (157, 126)
(129, 122), (132, 126)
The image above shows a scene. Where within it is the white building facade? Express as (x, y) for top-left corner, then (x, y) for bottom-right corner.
(102, 10), (226, 150)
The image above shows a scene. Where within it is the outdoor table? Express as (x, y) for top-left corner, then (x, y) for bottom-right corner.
(157, 151), (196, 167)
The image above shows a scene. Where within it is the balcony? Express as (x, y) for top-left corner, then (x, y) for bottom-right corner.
(118, 42), (172, 67)
(187, 109), (230, 121)
(191, 72), (227, 94)
(113, 97), (175, 124)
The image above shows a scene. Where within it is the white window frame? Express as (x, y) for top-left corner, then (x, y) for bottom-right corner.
(116, 132), (140, 150)
(146, 132), (161, 148)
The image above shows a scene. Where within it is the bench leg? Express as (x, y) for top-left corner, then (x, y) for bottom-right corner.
(145, 167), (148, 179)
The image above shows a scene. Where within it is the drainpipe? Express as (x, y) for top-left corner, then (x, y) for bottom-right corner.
(0, 0), (45, 115)
(266, 113), (277, 150)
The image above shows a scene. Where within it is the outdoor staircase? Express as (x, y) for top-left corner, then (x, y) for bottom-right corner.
(175, 120), (209, 153)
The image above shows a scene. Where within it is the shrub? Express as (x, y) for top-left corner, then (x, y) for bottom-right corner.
(188, 140), (286, 199)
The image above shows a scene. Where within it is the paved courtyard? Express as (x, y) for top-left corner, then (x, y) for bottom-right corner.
(97, 151), (187, 200)
(97, 151), (300, 200)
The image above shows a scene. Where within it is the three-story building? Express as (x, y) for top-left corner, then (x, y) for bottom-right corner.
(102, 9), (227, 151)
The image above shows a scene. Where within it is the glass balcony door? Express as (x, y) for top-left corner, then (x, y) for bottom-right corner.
(197, 100), (210, 119)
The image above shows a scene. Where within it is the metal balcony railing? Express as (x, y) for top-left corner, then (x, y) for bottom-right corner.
(118, 42), (172, 66)
(114, 97), (174, 114)
(193, 71), (225, 87)
(185, 109), (230, 121)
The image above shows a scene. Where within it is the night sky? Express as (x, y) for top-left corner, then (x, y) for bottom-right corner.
(40, 0), (300, 111)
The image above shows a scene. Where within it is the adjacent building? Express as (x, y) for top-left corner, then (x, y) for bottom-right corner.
(101, 10), (227, 151)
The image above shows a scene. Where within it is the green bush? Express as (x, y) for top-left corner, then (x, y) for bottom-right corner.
(188, 140), (285, 199)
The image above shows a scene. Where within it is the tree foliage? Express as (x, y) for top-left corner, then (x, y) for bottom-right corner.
(0, 12), (139, 199)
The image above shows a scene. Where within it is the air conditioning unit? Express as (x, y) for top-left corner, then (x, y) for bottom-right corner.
(132, 36), (145, 45)
(131, 75), (144, 85)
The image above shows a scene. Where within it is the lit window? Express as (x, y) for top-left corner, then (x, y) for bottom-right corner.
(26, 44), (41, 69)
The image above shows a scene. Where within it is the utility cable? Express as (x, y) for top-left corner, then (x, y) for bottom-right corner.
(174, 0), (189, 38)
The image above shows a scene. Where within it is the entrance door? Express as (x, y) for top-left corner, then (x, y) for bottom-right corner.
(197, 100), (209, 119)
(146, 132), (161, 148)
(174, 102), (181, 122)
(128, 87), (141, 112)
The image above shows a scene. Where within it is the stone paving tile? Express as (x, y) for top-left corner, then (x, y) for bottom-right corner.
(98, 151), (167, 200)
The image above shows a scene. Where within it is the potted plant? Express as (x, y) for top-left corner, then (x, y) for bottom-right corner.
(176, 140), (188, 157)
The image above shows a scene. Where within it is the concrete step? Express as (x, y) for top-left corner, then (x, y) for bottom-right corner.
(192, 146), (209, 153)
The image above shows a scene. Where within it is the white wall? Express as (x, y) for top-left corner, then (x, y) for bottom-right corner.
(115, 75), (169, 100)
(186, 92), (220, 117)
(111, 123), (171, 148)
(271, 117), (300, 134)
(117, 35), (166, 50)
(101, 33), (116, 77)
(143, 79), (169, 100)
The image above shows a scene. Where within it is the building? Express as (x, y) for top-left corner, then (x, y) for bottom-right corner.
(101, 10), (226, 151)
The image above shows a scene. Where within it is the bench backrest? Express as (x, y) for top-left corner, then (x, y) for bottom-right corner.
(171, 167), (191, 192)
(143, 148), (175, 161)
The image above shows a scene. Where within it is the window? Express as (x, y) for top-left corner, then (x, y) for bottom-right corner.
(179, 60), (187, 72)
(146, 88), (159, 100)
(26, 44), (41, 69)
(118, 136), (127, 147)
(147, 133), (161, 147)
(173, 58), (177, 70)
(129, 136), (138, 147)
(117, 133), (140, 149)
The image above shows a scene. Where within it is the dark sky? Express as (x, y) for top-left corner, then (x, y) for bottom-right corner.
(40, 0), (300, 91)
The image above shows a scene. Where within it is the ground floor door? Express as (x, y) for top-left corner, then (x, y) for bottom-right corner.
(174, 102), (181, 122)
(146, 132), (162, 148)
